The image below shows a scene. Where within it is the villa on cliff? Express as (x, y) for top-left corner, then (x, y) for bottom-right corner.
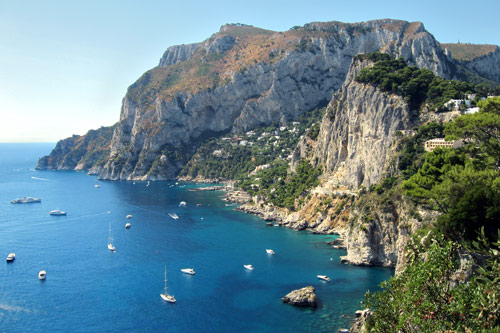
(424, 138), (463, 152)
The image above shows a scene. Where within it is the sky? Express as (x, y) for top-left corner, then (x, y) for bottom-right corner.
(1, 0), (499, 142)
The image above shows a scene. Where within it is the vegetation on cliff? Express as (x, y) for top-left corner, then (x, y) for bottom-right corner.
(363, 96), (500, 331)
(355, 53), (499, 110)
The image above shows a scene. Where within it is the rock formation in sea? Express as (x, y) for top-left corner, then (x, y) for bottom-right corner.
(282, 286), (318, 307)
(38, 19), (499, 180)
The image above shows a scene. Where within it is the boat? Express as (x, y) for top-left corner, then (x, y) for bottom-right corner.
(266, 249), (275, 255)
(179, 201), (187, 207)
(38, 270), (46, 280)
(108, 224), (116, 252)
(146, 181), (150, 187)
(266, 222), (273, 227)
(94, 184), (100, 188)
(160, 266), (176, 303)
(317, 275), (331, 282)
(168, 213), (179, 220)
(126, 214), (133, 219)
(125, 223), (131, 229)
(180, 268), (195, 275)
(244, 264), (254, 271)
(11, 197), (41, 204)
(49, 209), (66, 216)
(6, 253), (15, 262)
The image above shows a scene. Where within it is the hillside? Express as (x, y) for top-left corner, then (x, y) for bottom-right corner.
(441, 42), (498, 61)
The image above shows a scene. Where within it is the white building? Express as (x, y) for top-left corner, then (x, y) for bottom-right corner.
(424, 138), (463, 152)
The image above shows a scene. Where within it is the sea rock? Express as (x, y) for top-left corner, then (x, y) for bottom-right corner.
(282, 286), (317, 307)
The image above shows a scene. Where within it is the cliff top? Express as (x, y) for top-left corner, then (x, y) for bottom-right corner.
(440, 43), (499, 61)
(128, 19), (430, 108)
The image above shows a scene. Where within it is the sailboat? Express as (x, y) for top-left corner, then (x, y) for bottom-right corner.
(160, 266), (176, 303)
(107, 224), (116, 252)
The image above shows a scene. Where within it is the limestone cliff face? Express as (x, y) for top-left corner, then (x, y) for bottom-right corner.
(462, 47), (500, 83)
(311, 58), (414, 190)
(96, 20), (458, 180)
(158, 43), (201, 67)
(36, 125), (116, 171)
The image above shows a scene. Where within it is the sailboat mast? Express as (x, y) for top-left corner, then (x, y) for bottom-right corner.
(164, 266), (168, 295)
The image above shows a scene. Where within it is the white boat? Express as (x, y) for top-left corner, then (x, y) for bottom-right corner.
(180, 268), (195, 275)
(146, 181), (150, 187)
(168, 213), (179, 220)
(94, 184), (100, 188)
(160, 266), (176, 303)
(266, 249), (275, 255)
(50, 209), (66, 216)
(125, 223), (131, 229)
(126, 214), (133, 219)
(244, 264), (254, 271)
(6, 253), (15, 262)
(317, 275), (331, 282)
(179, 201), (187, 207)
(108, 224), (116, 252)
(11, 197), (41, 204)
(38, 270), (46, 280)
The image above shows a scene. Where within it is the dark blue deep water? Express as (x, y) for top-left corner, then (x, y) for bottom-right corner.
(0, 143), (392, 332)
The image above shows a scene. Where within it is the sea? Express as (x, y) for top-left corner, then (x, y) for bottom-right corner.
(0, 143), (392, 332)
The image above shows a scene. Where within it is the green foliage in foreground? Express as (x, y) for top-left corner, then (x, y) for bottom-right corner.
(403, 97), (500, 242)
(365, 233), (500, 332)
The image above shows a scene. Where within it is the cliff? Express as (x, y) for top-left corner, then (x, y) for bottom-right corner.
(36, 125), (116, 171)
(39, 19), (469, 179)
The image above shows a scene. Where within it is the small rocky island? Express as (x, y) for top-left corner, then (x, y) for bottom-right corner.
(282, 286), (318, 307)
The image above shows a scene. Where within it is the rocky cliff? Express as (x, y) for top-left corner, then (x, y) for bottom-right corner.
(39, 19), (470, 179)
(36, 125), (116, 171)
(311, 57), (414, 190)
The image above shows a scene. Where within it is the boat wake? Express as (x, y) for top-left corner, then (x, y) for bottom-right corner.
(31, 176), (50, 181)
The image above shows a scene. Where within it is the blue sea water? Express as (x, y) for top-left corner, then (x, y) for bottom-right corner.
(0, 143), (392, 332)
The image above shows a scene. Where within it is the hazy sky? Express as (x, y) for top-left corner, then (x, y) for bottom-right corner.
(1, 0), (499, 142)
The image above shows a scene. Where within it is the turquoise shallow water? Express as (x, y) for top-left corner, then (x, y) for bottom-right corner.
(0, 143), (392, 332)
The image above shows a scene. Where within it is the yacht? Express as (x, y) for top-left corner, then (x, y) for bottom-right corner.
(179, 201), (187, 207)
(126, 214), (133, 219)
(6, 253), (15, 262)
(317, 275), (331, 282)
(108, 224), (116, 252)
(180, 268), (195, 275)
(125, 223), (131, 229)
(11, 197), (41, 204)
(168, 213), (179, 220)
(266, 249), (275, 255)
(243, 264), (254, 271)
(38, 270), (46, 280)
(49, 210), (66, 216)
(160, 266), (176, 303)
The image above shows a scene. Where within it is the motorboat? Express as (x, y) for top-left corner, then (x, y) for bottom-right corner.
(126, 214), (133, 219)
(38, 270), (47, 280)
(180, 268), (195, 275)
(179, 201), (187, 207)
(6, 253), (15, 262)
(11, 197), (41, 204)
(125, 223), (131, 229)
(317, 275), (331, 282)
(94, 184), (100, 188)
(244, 264), (254, 271)
(266, 249), (275, 255)
(49, 210), (66, 216)
(168, 213), (179, 220)
(161, 266), (176, 303)
(108, 224), (116, 252)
